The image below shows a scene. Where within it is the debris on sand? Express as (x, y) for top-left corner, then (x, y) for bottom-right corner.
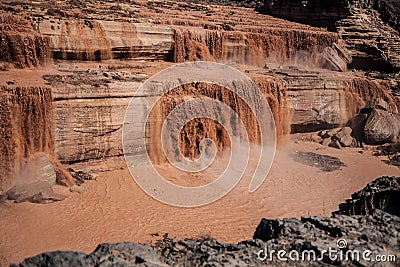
(290, 151), (346, 172)
(374, 143), (400, 168)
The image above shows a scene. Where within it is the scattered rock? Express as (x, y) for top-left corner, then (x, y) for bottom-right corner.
(339, 135), (354, 147)
(321, 138), (331, 146)
(327, 128), (341, 137)
(348, 98), (400, 145)
(3, 182), (67, 204)
(68, 168), (94, 186)
(374, 142), (400, 167)
(320, 98), (399, 148)
(340, 126), (353, 136)
(290, 151), (346, 172)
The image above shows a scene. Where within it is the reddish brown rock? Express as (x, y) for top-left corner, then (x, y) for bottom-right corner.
(0, 12), (51, 68)
(364, 109), (399, 144)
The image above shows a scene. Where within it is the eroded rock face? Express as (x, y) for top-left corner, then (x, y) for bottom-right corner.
(11, 243), (165, 267)
(0, 12), (51, 68)
(336, 176), (400, 216)
(38, 19), (174, 61)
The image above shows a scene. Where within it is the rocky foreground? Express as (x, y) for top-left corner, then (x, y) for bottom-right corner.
(11, 176), (400, 267)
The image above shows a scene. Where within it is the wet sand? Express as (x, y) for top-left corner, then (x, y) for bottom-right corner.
(0, 140), (399, 266)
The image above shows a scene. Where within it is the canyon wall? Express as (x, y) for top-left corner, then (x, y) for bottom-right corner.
(261, 0), (400, 71)
(36, 17), (342, 69)
(173, 27), (341, 67)
(0, 12), (51, 68)
(37, 19), (174, 61)
(48, 72), (288, 164)
(147, 79), (288, 164)
(0, 0), (398, 168)
(0, 86), (54, 191)
(286, 74), (398, 132)
(261, 0), (351, 30)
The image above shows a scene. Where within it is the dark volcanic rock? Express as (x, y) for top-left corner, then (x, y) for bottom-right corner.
(253, 209), (400, 266)
(12, 243), (166, 267)
(336, 176), (400, 216)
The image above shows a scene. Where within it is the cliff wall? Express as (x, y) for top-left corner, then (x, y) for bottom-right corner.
(37, 19), (174, 61)
(173, 27), (340, 67)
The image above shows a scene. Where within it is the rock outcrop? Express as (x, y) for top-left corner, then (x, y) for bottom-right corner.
(373, 0), (400, 33)
(46, 68), (288, 164)
(336, 176), (400, 216)
(0, 153), (67, 204)
(261, 0), (352, 30)
(374, 142), (400, 167)
(336, 5), (400, 72)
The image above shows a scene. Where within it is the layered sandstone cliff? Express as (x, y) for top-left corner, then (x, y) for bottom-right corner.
(37, 19), (174, 61)
(260, 0), (400, 72)
(173, 27), (341, 67)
